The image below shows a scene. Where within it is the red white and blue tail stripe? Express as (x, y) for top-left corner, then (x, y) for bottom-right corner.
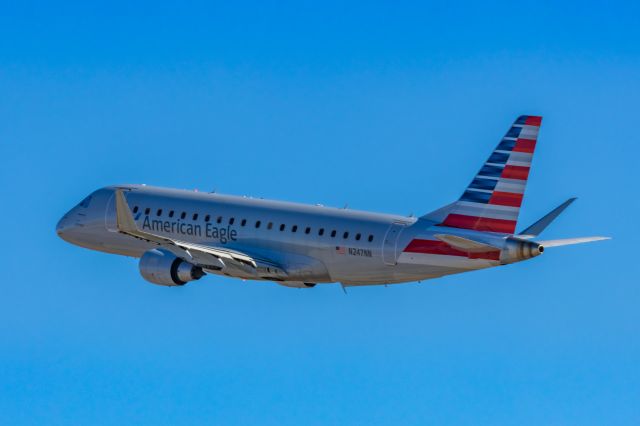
(439, 115), (542, 234)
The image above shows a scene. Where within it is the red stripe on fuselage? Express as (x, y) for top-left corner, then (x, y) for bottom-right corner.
(440, 214), (517, 234)
(403, 239), (500, 261)
(489, 191), (523, 207)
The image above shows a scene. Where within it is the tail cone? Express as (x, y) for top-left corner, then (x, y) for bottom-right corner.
(500, 238), (543, 264)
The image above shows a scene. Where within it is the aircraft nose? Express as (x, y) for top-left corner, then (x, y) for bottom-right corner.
(56, 215), (69, 237)
(56, 214), (77, 241)
(57, 190), (104, 246)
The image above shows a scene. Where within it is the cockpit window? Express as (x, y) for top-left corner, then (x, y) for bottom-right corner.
(78, 196), (92, 208)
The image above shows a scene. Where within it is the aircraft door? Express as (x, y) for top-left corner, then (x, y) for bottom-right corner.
(382, 222), (406, 265)
(104, 192), (117, 232)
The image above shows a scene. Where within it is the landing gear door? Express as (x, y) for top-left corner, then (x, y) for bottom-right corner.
(382, 222), (406, 266)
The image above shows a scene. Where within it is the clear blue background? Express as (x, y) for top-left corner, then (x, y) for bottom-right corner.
(1, 1), (638, 424)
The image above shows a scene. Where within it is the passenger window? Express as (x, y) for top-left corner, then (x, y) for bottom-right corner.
(267, 222), (273, 230)
(305, 227), (311, 234)
(217, 216), (222, 224)
(318, 228), (324, 236)
(241, 219), (247, 226)
(157, 209), (162, 217)
(368, 235), (374, 242)
(145, 208), (150, 215)
(280, 224), (286, 231)
(205, 215), (210, 222)
(169, 210), (174, 218)
(180, 212), (186, 219)
(133, 206), (139, 213)
(331, 230), (337, 238)
(291, 225), (298, 233)
(355, 233), (361, 241)
(229, 217), (235, 225)
(343, 232), (349, 239)
(255, 221), (261, 228)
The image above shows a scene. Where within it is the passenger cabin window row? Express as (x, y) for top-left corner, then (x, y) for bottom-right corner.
(133, 205), (376, 243)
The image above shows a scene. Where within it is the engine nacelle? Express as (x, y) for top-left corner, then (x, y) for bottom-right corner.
(139, 249), (205, 286)
(499, 238), (544, 264)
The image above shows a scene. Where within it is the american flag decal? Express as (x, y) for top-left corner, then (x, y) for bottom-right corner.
(336, 246), (346, 254)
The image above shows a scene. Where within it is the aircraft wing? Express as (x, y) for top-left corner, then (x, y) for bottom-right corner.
(115, 189), (286, 278)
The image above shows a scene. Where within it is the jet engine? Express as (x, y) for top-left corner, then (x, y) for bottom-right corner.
(139, 249), (205, 286)
(499, 238), (544, 264)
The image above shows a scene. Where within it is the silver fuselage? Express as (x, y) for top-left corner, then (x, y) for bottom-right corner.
(57, 185), (507, 286)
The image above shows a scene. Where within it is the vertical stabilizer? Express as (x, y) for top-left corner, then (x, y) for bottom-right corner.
(439, 115), (542, 234)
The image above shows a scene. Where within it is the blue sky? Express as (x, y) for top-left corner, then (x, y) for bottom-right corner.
(1, 1), (639, 424)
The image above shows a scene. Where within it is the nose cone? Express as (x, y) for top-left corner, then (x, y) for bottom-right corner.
(57, 189), (111, 248)
(56, 214), (75, 242)
(56, 205), (86, 244)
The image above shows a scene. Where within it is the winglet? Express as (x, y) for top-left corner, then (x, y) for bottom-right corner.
(519, 197), (577, 238)
(115, 189), (139, 234)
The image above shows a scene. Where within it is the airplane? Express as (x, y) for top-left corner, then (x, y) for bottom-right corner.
(56, 115), (609, 289)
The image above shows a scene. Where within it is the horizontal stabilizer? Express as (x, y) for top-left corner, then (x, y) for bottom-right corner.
(538, 236), (610, 248)
(434, 234), (501, 253)
(519, 198), (576, 238)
